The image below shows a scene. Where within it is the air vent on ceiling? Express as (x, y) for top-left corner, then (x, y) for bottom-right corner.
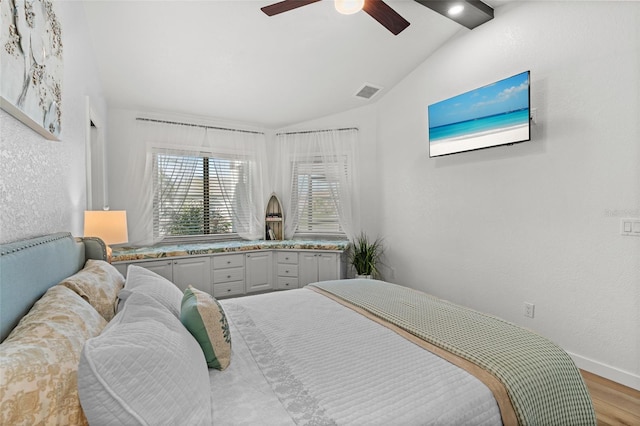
(355, 84), (382, 100)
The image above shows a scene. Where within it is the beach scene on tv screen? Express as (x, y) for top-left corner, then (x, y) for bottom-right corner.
(429, 71), (530, 157)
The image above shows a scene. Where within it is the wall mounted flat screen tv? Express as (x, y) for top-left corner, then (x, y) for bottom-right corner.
(428, 71), (530, 157)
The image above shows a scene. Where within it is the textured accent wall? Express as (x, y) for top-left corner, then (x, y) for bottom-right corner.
(0, 2), (106, 244)
(0, 110), (73, 242)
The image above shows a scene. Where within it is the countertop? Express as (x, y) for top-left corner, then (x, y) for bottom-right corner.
(111, 239), (350, 263)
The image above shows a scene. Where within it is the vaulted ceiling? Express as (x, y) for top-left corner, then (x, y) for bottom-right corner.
(83, 1), (502, 128)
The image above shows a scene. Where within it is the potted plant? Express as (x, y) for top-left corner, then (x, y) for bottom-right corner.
(349, 232), (384, 279)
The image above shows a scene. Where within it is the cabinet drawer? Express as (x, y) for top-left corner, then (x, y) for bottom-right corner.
(276, 252), (298, 264)
(277, 263), (298, 277)
(277, 277), (299, 290)
(213, 267), (244, 284)
(213, 254), (244, 269)
(213, 281), (244, 298)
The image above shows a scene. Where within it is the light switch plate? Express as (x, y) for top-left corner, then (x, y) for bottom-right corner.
(621, 218), (640, 237)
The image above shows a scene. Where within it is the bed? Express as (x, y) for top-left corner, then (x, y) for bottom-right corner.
(0, 232), (597, 425)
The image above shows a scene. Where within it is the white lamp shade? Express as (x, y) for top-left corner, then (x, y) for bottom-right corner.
(84, 211), (129, 245)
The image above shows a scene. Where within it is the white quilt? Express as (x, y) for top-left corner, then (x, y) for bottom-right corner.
(211, 288), (501, 426)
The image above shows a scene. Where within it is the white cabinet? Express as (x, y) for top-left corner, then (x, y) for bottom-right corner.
(115, 257), (211, 294)
(114, 248), (344, 298)
(143, 260), (174, 281)
(318, 253), (340, 282)
(127, 259), (174, 281)
(172, 257), (212, 294)
(275, 251), (298, 290)
(298, 252), (340, 286)
(212, 254), (245, 298)
(245, 252), (273, 293)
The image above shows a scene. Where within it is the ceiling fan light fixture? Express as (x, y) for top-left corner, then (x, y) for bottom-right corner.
(335, 0), (365, 15)
(261, 0), (409, 35)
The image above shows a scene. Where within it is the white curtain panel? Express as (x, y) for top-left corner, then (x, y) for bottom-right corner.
(273, 129), (358, 240)
(127, 120), (267, 244)
(204, 128), (268, 241)
(126, 120), (207, 245)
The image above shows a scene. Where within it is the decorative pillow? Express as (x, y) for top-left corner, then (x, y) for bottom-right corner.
(181, 286), (231, 370)
(0, 285), (107, 426)
(59, 259), (125, 321)
(119, 265), (183, 317)
(78, 292), (212, 425)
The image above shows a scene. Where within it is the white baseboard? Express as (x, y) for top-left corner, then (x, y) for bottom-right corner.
(568, 351), (640, 391)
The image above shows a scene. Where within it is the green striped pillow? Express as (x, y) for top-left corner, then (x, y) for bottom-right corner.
(180, 286), (231, 370)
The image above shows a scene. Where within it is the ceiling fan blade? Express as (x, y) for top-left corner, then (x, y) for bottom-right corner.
(363, 0), (410, 35)
(261, 0), (322, 16)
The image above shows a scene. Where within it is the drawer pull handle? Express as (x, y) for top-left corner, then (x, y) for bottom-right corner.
(285, 257), (289, 260)
(285, 270), (289, 273)
(227, 261), (231, 264)
(227, 289), (231, 292)
(227, 275), (231, 279)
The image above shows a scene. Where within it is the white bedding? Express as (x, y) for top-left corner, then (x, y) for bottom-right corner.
(211, 288), (501, 425)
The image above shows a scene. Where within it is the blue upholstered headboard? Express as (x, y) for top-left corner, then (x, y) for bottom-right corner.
(0, 232), (107, 341)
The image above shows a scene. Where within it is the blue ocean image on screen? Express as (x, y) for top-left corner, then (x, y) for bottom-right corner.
(429, 72), (529, 143)
(429, 109), (529, 141)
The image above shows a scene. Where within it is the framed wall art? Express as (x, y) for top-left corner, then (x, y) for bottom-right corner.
(1, 0), (63, 140)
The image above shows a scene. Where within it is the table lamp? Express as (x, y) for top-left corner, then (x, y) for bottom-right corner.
(84, 210), (128, 262)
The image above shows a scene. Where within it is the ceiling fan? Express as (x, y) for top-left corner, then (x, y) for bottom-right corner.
(260, 0), (410, 36)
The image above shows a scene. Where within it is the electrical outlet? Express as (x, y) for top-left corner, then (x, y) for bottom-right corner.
(524, 302), (535, 319)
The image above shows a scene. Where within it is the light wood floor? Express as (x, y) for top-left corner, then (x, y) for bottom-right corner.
(580, 370), (640, 426)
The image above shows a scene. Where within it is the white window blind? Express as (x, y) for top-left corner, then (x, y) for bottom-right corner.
(153, 151), (251, 239)
(291, 158), (347, 235)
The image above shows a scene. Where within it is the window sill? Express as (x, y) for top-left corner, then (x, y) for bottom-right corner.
(157, 234), (243, 245)
(293, 233), (348, 241)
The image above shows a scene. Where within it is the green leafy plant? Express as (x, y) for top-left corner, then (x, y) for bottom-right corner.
(168, 202), (231, 236)
(349, 232), (384, 278)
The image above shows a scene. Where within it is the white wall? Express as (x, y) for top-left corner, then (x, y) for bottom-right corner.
(374, 1), (639, 388)
(0, 2), (107, 243)
(288, 1), (639, 389)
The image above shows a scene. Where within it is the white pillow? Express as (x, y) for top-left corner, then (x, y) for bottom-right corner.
(119, 265), (183, 317)
(78, 292), (212, 425)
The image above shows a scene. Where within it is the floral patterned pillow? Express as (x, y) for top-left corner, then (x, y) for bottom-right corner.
(0, 285), (107, 426)
(59, 259), (124, 321)
(180, 286), (231, 370)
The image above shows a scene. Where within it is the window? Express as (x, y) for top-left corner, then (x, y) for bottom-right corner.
(153, 151), (251, 240)
(291, 158), (347, 235)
